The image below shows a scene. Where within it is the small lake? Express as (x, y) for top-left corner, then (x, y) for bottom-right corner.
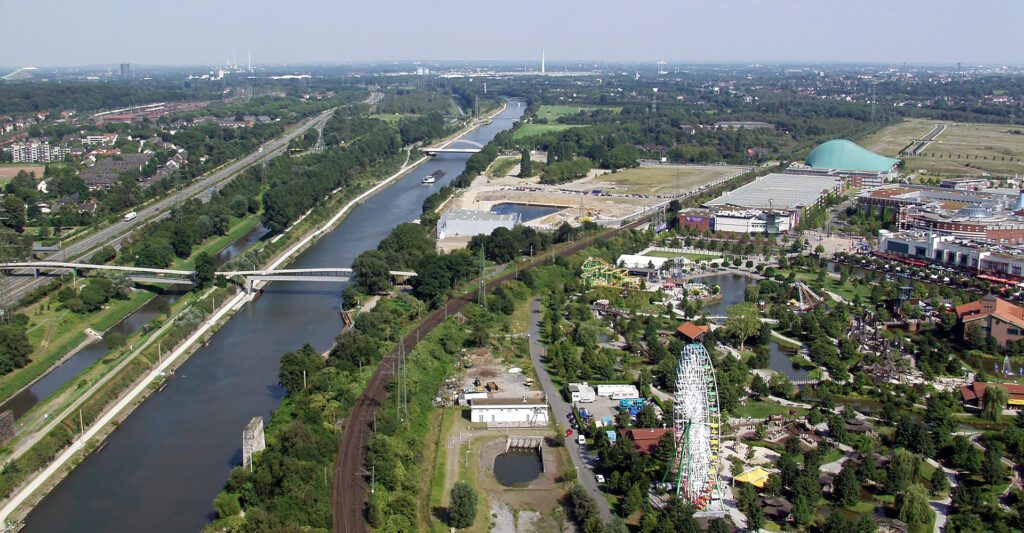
(493, 451), (543, 486)
(767, 342), (810, 381)
(490, 203), (562, 222)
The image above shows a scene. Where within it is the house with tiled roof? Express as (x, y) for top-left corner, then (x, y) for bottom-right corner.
(675, 321), (710, 342)
(960, 381), (1024, 409)
(619, 428), (672, 455)
(956, 295), (1024, 347)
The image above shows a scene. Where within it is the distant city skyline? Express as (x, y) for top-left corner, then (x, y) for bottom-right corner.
(2, 0), (1023, 68)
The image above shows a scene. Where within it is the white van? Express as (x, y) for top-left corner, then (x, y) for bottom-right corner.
(123, 211), (138, 222)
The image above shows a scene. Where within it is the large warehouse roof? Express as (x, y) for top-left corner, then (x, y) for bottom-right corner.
(806, 139), (900, 173)
(705, 173), (842, 211)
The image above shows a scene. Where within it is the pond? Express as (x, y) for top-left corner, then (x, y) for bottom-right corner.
(490, 203), (562, 222)
(493, 451), (543, 486)
(767, 342), (811, 381)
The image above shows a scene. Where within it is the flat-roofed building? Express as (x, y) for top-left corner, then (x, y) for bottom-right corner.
(469, 397), (549, 428)
(706, 173), (843, 215)
(436, 209), (520, 239)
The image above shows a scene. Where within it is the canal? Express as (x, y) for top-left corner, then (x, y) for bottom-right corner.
(23, 101), (526, 532)
(1, 224), (270, 421)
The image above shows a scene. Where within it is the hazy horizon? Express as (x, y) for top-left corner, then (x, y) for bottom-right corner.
(2, 0), (1023, 68)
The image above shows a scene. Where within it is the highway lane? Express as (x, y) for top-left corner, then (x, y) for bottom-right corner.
(5, 109), (335, 303)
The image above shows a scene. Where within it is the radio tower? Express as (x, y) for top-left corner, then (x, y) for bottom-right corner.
(668, 343), (722, 510)
(541, 45), (546, 74)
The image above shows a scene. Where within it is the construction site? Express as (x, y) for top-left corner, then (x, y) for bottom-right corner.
(448, 157), (746, 231)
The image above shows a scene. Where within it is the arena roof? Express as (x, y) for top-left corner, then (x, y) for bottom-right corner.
(806, 139), (900, 173)
(705, 173), (842, 211)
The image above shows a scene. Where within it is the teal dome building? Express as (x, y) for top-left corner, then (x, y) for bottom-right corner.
(805, 139), (900, 175)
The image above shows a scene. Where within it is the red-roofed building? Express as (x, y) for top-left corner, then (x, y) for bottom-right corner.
(960, 381), (1024, 409)
(956, 295), (1024, 347)
(675, 322), (710, 343)
(619, 428), (673, 455)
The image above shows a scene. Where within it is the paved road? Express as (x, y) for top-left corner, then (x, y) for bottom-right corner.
(6, 109), (335, 303)
(527, 298), (614, 522)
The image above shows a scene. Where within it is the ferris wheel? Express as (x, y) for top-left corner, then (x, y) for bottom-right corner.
(671, 343), (722, 509)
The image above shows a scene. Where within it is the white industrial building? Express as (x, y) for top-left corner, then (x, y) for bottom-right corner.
(616, 254), (670, 270)
(436, 209), (520, 239)
(568, 382), (596, 403)
(470, 397), (549, 428)
(713, 210), (794, 234)
(596, 384), (640, 399)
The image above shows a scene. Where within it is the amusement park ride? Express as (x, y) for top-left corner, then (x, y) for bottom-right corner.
(663, 343), (723, 511)
(581, 257), (642, 289)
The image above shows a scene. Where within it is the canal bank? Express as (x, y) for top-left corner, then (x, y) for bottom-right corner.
(14, 101), (525, 532)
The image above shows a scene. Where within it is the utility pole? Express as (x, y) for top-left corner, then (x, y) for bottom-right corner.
(478, 247), (485, 306)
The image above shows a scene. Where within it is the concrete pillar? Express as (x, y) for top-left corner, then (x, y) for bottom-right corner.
(245, 277), (253, 294)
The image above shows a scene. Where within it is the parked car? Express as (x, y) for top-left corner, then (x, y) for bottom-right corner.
(577, 434), (586, 445)
(595, 474), (605, 483)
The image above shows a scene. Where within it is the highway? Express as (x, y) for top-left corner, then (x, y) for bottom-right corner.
(4, 108), (336, 303)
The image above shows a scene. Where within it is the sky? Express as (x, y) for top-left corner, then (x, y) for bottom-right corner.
(2, 0), (1023, 68)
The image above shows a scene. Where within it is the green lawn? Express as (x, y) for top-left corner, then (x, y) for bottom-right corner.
(513, 123), (585, 139)
(534, 105), (622, 122)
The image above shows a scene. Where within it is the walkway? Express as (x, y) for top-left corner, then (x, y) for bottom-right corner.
(527, 298), (613, 522)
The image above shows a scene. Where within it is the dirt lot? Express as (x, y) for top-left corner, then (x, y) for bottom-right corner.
(588, 164), (747, 195)
(0, 164), (45, 181)
(460, 347), (537, 400)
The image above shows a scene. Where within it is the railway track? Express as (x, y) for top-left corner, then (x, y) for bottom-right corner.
(332, 218), (648, 533)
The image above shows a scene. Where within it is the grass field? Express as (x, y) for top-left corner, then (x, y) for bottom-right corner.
(592, 165), (746, 195)
(860, 119), (1024, 176)
(369, 113), (411, 124)
(513, 123), (584, 139)
(513, 105), (622, 140)
(534, 105), (621, 122)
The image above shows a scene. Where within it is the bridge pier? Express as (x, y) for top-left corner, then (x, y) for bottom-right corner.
(245, 277), (254, 294)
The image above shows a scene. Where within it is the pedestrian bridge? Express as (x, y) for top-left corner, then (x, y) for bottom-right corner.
(0, 262), (416, 291)
(422, 139), (483, 155)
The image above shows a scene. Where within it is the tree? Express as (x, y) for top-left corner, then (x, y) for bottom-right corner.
(448, 481), (478, 528)
(213, 491), (241, 519)
(194, 251), (215, 288)
(897, 484), (933, 525)
(833, 463), (860, 508)
(982, 443), (1007, 485)
(519, 148), (534, 177)
(750, 374), (770, 399)
(725, 302), (760, 349)
(930, 468), (950, 496)
(983, 384), (1008, 421)
(353, 251), (392, 294)
(636, 403), (659, 428)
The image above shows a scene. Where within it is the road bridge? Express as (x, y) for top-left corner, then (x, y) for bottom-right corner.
(0, 262), (416, 292)
(218, 268), (416, 293)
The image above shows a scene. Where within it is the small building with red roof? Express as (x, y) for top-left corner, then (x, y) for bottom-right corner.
(619, 428), (673, 455)
(675, 321), (710, 343)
